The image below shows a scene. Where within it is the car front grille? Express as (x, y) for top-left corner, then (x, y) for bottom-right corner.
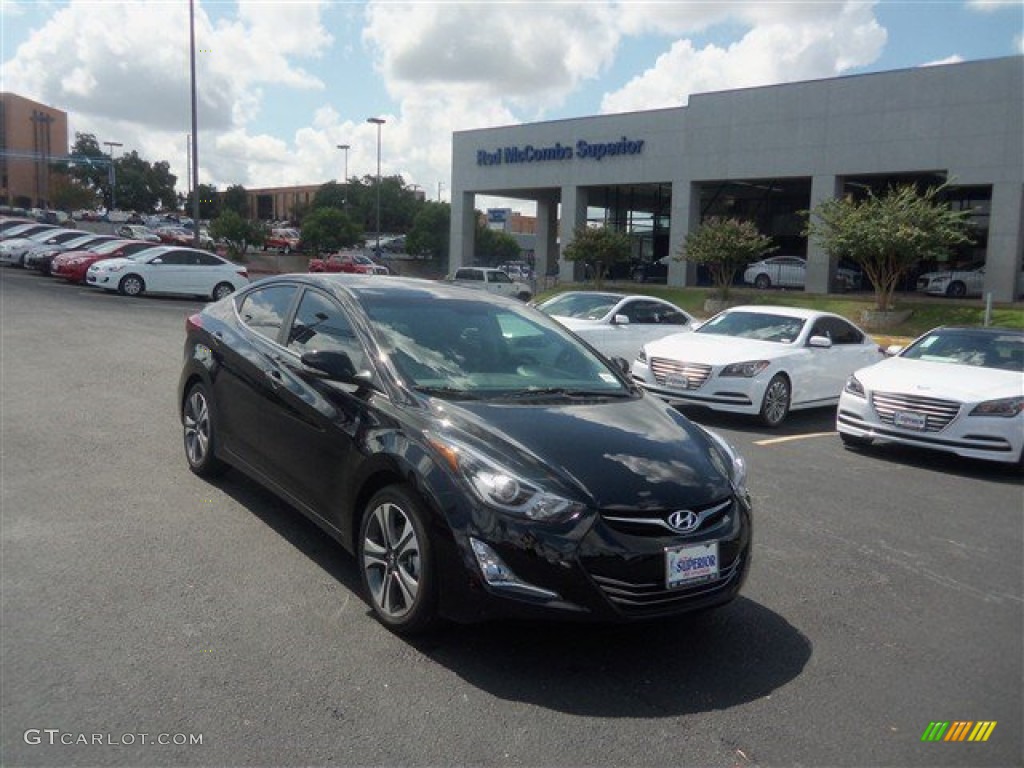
(649, 358), (712, 389)
(589, 555), (744, 616)
(599, 498), (733, 537)
(871, 391), (961, 432)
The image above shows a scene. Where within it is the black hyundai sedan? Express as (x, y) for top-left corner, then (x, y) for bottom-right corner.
(178, 274), (752, 634)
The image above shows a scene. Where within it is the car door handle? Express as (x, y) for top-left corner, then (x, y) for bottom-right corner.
(264, 368), (283, 387)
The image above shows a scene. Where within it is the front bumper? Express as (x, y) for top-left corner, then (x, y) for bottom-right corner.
(837, 391), (1023, 464)
(436, 493), (752, 624)
(631, 361), (765, 416)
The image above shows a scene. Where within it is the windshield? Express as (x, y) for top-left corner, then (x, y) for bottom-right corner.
(360, 295), (630, 399)
(696, 310), (806, 344)
(536, 293), (621, 320)
(901, 329), (1024, 371)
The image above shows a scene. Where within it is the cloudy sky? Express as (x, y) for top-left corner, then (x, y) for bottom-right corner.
(2, 0), (1021, 211)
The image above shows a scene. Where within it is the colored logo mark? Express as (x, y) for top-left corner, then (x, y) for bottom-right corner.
(921, 721), (997, 742)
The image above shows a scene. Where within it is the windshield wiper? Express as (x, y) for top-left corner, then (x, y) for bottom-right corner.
(499, 387), (631, 400)
(412, 385), (480, 400)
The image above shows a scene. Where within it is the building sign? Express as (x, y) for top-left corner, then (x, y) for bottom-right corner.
(476, 136), (645, 166)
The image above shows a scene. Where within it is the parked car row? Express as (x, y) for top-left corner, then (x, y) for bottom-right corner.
(626, 304), (1022, 463)
(308, 250), (391, 275)
(1, 216), (249, 300)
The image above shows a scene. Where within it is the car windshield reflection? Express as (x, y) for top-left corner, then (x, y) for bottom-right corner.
(361, 296), (629, 399)
(901, 329), (1024, 371)
(536, 292), (620, 320)
(696, 310), (805, 344)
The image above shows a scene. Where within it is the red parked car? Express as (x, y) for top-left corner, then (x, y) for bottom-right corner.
(51, 239), (160, 284)
(308, 251), (390, 275)
(265, 227), (302, 253)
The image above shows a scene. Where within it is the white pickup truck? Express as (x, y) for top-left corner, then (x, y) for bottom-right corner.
(447, 267), (532, 301)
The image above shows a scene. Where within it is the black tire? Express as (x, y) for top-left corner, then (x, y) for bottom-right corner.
(516, 291), (532, 302)
(358, 485), (438, 635)
(758, 374), (791, 427)
(840, 432), (873, 450)
(946, 281), (966, 298)
(212, 282), (235, 301)
(182, 382), (227, 478)
(118, 274), (145, 296)
(754, 274), (771, 290)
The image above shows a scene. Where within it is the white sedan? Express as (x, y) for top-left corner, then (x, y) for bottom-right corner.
(915, 262), (985, 298)
(837, 326), (1024, 464)
(86, 245), (249, 300)
(744, 255), (861, 291)
(535, 291), (696, 362)
(632, 305), (883, 426)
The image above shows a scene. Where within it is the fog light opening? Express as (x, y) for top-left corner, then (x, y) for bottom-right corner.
(469, 538), (561, 601)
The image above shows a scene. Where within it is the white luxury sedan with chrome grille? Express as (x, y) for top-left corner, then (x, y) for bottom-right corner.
(631, 306), (883, 426)
(837, 326), (1024, 464)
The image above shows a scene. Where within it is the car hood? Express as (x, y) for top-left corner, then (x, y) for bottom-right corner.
(644, 332), (799, 364)
(552, 316), (604, 330)
(856, 357), (1023, 401)
(427, 395), (735, 510)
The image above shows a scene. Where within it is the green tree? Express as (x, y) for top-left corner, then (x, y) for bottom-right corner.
(475, 224), (521, 268)
(49, 172), (99, 212)
(222, 184), (249, 218)
(183, 183), (221, 221)
(561, 225), (632, 288)
(680, 216), (775, 299)
(68, 133), (108, 196)
(406, 201), (450, 263)
(300, 207), (362, 257)
(209, 210), (262, 260)
(312, 180), (348, 211)
(805, 184), (975, 311)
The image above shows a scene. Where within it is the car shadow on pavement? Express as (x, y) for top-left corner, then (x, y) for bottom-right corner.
(839, 441), (1024, 485)
(208, 469), (811, 719)
(411, 599), (811, 718)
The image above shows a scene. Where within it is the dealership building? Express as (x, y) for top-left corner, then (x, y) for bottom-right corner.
(449, 56), (1023, 301)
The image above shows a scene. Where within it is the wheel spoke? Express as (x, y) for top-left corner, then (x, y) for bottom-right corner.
(394, 566), (418, 607)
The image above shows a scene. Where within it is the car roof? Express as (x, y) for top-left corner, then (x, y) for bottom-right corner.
(722, 304), (831, 320)
(250, 273), (515, 303)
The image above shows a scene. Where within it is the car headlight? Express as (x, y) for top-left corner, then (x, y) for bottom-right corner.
(701, 428), (748, 497)
(844, 374), (866, 398)
(721, 360), (770, 378)
(106, 264), (125, 273)
(969, 397), (1024, 418)
(428, 436), (584, 523)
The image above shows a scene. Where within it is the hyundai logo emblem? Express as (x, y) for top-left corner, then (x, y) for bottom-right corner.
(667, 509), (700, 533)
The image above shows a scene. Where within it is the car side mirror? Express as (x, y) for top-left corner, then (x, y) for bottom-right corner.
(885, 344), (903, 357)
(301, 349), (358, 380)
(610, 356), (631, 375)
(808, 335), (832, 348)
(612, 314), (630, 326)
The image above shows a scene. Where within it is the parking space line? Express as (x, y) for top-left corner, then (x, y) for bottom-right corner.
(754, 431), (837, 446)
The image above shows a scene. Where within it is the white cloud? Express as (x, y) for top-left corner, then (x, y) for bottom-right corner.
(965, 0), (1021, 10)
(600, 1), (886, 112)
(362, 1), (621, 114)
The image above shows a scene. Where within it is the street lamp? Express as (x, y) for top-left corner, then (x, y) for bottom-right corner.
(336, 144), (349, 204)
(103, 141), (123, 214)
(366, 117), (385, 256)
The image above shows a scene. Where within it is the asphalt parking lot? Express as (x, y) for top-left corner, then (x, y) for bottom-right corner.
(1, 267), (1021, 767)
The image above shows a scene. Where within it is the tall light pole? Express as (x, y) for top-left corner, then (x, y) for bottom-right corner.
(103, 141), (123, 213)
(437, 180), (445, 202)
(189, 0), (200, 247)
(336, 144), (349, 205)
(366, 117), (385, 256)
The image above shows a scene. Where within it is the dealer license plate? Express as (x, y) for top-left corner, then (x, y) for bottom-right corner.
(665, 541), (719, 589)
(893, 410), (927, 431)
(665, 373), (690, 389)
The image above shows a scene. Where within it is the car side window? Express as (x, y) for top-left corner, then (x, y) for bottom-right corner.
(286, 290), (366, 370)
(154, 251), (186, 265)
(194, 252), (222, 266)
(623, 300), (659, 324)
(491, 271), (512, 283)
(237, 285), (299, 342)
(659, 307), (690, 325)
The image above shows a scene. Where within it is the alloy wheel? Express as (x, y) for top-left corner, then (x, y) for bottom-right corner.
(361, 501), (421, 620)
(760, 375), (790, 426)
(183, 389), (211, 467)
